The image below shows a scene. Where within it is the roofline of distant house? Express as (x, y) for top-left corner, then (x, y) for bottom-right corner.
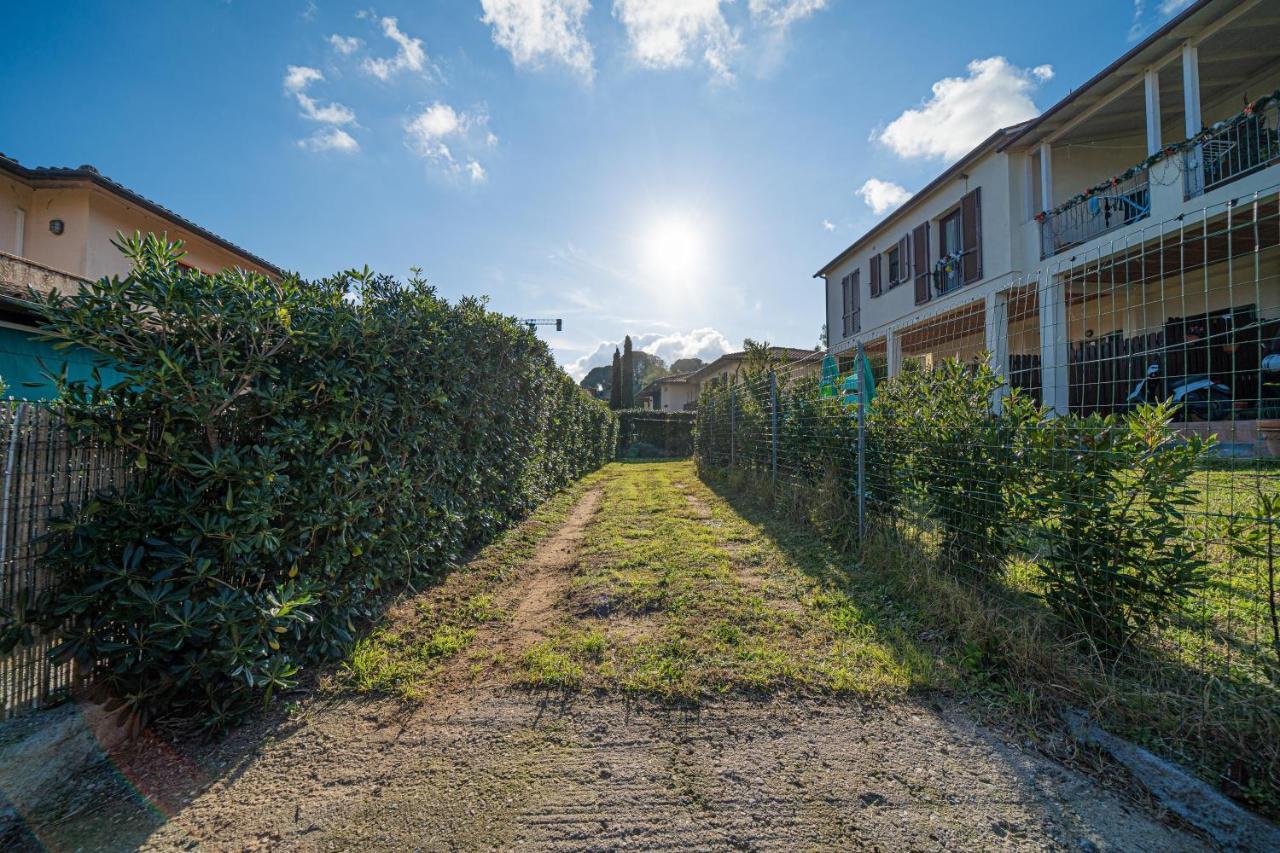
(0, 155), (285, 278)
(996, 0), (1214, 152)
(812, 0), (1217, 281)
(812, 126), (1019, 279)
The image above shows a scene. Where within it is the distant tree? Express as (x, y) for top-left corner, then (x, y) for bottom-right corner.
(579, 364), (612, 399)
(819, 323), (828, 349)
(741, 338), (783, 384)
(670, 357), (704, 374)
(634, 351), (668, 388)
(621, 336), (635, 408)
(609, 348), (623, 410)
(579, 349), (668, 401)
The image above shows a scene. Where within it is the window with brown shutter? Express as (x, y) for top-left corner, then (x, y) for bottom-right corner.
(851, 268), (861, 333)
(912, 221), (930, 304)
(961, 187), (982, 284)
(840, 274), (851, 337)
(869, 255), (881, 298)
(897, 234), (911, 283)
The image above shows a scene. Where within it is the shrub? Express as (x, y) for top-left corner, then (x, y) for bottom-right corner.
(1026, 400), (1211, 651)
(905, 358), (1042, 577)
(12, 234), (616, 730)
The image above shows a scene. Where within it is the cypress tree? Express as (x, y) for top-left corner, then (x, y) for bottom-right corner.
(609, 348), (623, 410)
(621, 335), (635, 409)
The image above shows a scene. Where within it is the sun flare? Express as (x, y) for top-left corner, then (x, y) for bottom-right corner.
(642, 214), (705, 286)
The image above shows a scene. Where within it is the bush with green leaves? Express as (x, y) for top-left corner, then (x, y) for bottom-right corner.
(900, 358), (1042, 577)
(1026, 400), (1211, 650)
(697, 352), (1214, 653)
(9, 234), (616, 730)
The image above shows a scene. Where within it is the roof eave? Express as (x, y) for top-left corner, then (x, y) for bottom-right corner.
(0, 158), (286, 278)
(813, 126), (1012, 280)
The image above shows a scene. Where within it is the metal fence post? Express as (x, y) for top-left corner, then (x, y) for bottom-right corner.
(769, 371), (778, 484)
(855, 343), (866, 539)
(729, 385), (736, 469)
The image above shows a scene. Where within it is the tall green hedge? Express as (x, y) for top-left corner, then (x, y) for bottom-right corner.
(12, 235), (616, 729)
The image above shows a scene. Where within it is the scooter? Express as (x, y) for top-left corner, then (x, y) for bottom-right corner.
(1124, 362), (1235, 421)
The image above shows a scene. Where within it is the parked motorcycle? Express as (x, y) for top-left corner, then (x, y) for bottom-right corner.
(1124, 362), (1235, 421)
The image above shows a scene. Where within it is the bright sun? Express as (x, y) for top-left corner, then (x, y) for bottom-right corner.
(642, 214), (705, 286)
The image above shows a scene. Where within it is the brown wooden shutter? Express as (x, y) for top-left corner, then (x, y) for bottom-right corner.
(961, 187), (982, 284)
(912, 221), (930, 305)
(851, 269), (861, 333)
(869, 255), (881, 297)
(897, 234), (911, 282)
(840, 274), (850, 337)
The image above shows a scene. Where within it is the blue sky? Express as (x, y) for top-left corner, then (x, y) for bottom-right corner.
(0, 0), (1192, 378)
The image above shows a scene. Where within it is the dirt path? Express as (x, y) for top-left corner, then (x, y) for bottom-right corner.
(135, 691), (1203, 852)
(503, 488), (600, 649)
(5, 464), (1212, 851)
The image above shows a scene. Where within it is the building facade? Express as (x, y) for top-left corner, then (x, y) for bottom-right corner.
(0, 155), (282, 398)
(638, 347), (823, 411)
(818, 0), (1280, 446)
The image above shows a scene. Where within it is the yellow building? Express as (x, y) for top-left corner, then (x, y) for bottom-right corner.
(0, 154), (282, 397)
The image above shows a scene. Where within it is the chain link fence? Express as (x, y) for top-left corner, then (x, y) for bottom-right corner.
(696, 187), (1280, 814)
(0, 402), (132, 718)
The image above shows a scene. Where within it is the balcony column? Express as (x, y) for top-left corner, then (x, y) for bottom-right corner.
(1144, 68), (1162, 156)
(985, 290), (1010, 410)
(1039, 142), (1053, 211)
(1183, 43), (1203, 193)
(885, 328), (900, 378)
(1182, 43), (1202, 136)
(1039, 273), (1070, 415)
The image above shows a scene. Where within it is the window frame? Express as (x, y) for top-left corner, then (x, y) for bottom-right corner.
(886, 246), (901, 288)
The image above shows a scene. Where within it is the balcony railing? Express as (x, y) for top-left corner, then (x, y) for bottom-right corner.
(1184, 100), (1280, 198)
(1039, 170), (1150, 259)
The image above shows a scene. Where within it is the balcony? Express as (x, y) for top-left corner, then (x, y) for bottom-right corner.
(1038, 170), (1150, 259)
(1184, 99), (1280, 198)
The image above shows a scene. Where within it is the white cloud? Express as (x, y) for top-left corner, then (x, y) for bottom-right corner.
(612, 0), (740, 82)
(748, 0), (827, 30)
(282, 66), (357, 126)
(564, 327), (734, 379)
(296, 94), (357, 125)
(480, 0), (595, 80)
(329, 34), (363, 55)
(284, 65), (323, 93)
(404, 103), (493, 181)
(362, 16), (432, 80)
(822, 219), (836, 232)
(283, 65), (360, 151)
(300, 127), (360, 153)
(874, 57), (1051, 162)
(1130, 0), (1193, 40)
(857, 178), (913, 216)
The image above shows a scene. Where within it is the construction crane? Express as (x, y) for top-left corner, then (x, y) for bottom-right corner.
(523, 318), (563, 333)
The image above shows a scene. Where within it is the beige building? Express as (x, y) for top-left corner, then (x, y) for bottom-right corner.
(0, 154), (282, 398)
(818, 0), (1280, 435)
(638, 347), (822, 411)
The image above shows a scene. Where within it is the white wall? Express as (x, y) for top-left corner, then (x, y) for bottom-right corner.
(824, 148), (1016, 350)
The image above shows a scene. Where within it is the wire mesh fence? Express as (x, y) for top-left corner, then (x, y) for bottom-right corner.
(697, 186), (1280, 813)
(0, 402), (132, 718)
